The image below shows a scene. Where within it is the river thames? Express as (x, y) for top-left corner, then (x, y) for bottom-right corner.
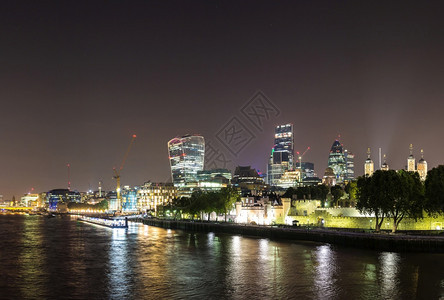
(1, 215), (443, 299)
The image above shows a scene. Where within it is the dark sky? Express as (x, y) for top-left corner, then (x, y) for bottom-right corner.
(2, 1), (444, 199)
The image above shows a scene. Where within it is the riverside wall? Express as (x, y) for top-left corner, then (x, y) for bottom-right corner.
(140, 219), (444, 253)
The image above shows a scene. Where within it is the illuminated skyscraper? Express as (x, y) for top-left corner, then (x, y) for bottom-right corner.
(267, 124), (294, 186)
(168, 135), (205, 188)
(327, 140), (346, 183)
(344, 149), (355, 181)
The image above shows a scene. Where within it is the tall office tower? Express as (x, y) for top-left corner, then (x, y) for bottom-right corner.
(344, 149), (355, 181)
(364, 148), (374, 176)
(267, 124), (294, 186)
(417, 149), (428, 181)
(168, 135), (205, 188)
(327, 139), (346, 183)
(407, 144), (416, 172)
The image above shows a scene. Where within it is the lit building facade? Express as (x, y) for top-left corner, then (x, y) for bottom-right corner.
(137, 182), (177, 213)
(267, 124), (294, 185)
(344, 150), (355, 181)
(381, 154), (389, 171)
(364, 148), (374, 176)
(301, 162), (315, 179)
(232, 166), (266, 195)
(322, 167), (336, 187)
(121, 186), (138, 212)
(407, 144), (416, 172)
(277, 170), (301, 189)
(327, 140), (346, 183)
(197, 169), (232, 191)
(417, 149), (428, 181)
(20, 193), (39, 207)
(168, 135), (205, 189)
(46, 189), (81, 211)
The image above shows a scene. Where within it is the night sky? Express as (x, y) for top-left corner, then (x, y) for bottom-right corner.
(2, 1), (444, 200)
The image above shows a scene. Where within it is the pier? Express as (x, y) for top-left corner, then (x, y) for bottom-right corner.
(79, 216), (128, 228)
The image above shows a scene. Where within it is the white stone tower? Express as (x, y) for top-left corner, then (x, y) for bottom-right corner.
(407, 144), (416, 172)
(364, 148), (374, 176)
(417, 149), (427, 181)
(381, 154), (389, 171)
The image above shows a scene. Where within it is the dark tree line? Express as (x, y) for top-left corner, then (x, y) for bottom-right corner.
(283, 184), (357, 207)
(163, 186), (240, 221)
(68, 200), (109, 211)
(424, 165), (444, 215)
(356, 167), (444, 233)
(283, 185), (329, 202)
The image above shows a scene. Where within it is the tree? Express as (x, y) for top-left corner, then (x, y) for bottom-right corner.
(283, 187), (296, 199)
(97, 200), (109, 210)
(313, 185), (329, 207)
(219, 186), (240, 222)
(357, 170), (425, 233)
(203, 192), (220, 221)
(356, 172), (389, 232)
(331, 185), (344, 207)
(171, 197), (190, 219)
(188, 191), (205, 220)
(424, 165), (444, 215)
(345, 181), (358, 201)
(387, 170), (424, 233)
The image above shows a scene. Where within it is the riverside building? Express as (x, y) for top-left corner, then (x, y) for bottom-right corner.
(137, 182), (177, 213)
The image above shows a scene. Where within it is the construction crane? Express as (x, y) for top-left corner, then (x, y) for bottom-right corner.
(296, 146), (310, 182)
(296, 146), (311, 168)
(113, 134), (137, 211)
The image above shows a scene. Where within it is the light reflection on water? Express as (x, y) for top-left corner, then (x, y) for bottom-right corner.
(379, 252), (401, 299)
(314, 244), (338, 299)
(1, 215), (444, 299)
(109, 228), (130, 299)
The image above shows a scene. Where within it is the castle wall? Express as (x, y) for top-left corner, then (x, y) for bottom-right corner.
(289, 209), (444, 231)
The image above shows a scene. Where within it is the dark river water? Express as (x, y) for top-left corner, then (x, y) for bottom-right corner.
(0, 215), (443, 299)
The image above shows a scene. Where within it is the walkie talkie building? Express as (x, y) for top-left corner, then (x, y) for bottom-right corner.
(168, 135), (205, 188)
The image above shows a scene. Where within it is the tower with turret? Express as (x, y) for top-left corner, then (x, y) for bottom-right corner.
(407, 144), (416, 172)
(417, 149), (427, 181)
(364, 148), (374, 176)
(381, 154), (389, 171)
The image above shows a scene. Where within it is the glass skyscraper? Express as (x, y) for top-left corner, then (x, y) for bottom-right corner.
(327, 140), (346, 184)
(344, 149), (355, 182)
(168, 135), (205, 188)
(267, 124), (294, 186)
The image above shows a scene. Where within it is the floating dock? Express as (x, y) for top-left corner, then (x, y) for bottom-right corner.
(79, 216), (128, 228)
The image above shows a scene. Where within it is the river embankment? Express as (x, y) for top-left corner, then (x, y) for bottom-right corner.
(139, 218), (444, 253)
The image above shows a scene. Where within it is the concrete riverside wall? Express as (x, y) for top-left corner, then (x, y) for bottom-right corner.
(140, 219), (444, 253)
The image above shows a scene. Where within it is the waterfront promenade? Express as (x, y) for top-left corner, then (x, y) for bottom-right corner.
(139, 218), (444, 253)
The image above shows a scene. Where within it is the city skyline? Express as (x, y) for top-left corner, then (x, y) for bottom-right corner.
(2, 1), (444, 199)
